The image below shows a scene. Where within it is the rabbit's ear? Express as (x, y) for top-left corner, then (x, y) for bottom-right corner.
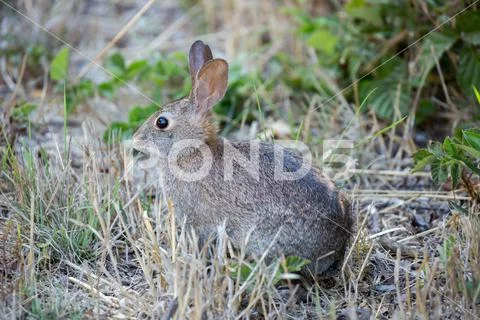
(189, 40), (213, 83)
(192, 59), (228, 113)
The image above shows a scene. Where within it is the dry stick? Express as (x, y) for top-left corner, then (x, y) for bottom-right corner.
(68, 276), (120, 308)
(367, 227), (408, 240)
(398, 226), (440, 244)
(75, 0), (157, 81)
(432, 45), (456, 111)
(394, 248), (406, 315)
(347, 169), (430, 177)
(341, 203), (372, 295)
(355, 243), (374, 285)
(3, 53), (28, 115)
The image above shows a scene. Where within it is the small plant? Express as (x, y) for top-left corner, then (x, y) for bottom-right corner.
(412, 127), (480, 200)
(11, 102), (37, 123)
(413, 87), (480, 200)
(289, 1), (480, 122)
(229, 255), (310, 288)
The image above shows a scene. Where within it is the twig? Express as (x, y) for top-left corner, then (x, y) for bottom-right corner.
(398, 227), (440, 243)
(346, 169), (430, 177)
(75, 0), (157, 80)
(368, 227), (407, 240)
(68, 276), (120, 308)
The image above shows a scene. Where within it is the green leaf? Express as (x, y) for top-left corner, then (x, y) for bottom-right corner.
(450, 162), (461, 189)
(359, 59), (410, 119)
(456, 11), (480, 45)
(12, 103), (37, 122)
(128, 104), (159, 126)
(359, 81), (411, 119)
(73, 80), (95, 100)
(450, 148), (480, 176)
(453, 143), (480, 160)
(412, 149), (435, 172)
(50, 47), (70, 81)
(462, 129), (480, 151)
(280, 256), (311, 273)
(443, 137), (456, 156)
(411, 33), (456, 86)
(431, 158), (448, 184)
(307, 29), (338, 56)
(344, 0), (382, 26)
(125, 59), (149, 80)
(474, 86), (480, 104)
(98, 81), (116, 99)
(229, 261), (255, 284)
(458, 48), (480, 95)
(428, 141), (444, 158)
(106, 53), (126, 78)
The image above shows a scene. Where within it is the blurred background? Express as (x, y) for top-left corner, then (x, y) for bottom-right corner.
(1, 0), (478, 151)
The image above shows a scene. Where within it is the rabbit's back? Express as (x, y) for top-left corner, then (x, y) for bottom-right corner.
(165, 140), (352, 275)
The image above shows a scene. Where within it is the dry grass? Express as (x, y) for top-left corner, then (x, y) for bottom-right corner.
(1, 1), (479, 319)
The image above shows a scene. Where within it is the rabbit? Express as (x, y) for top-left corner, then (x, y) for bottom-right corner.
(132, 40), (353, 276)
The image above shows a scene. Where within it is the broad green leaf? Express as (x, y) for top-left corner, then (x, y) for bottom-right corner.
(411, 33), (456, 86)
(50, 47), (70, 81)
(307, 29), (338, 56)
(280, 256), (311, 273)
(229, 261), (255, 284)
(412, 149), (435, 172)
(98, 81), (116, 99)
(450, 162), (461, 189)
(453, 143), (480, 160)
(359, 59), (410, 119)
(451, 148), (480, 176)
(106, 53), (126, 77)
(462, 129), (480, 151)
(345, 0), (382, 26)
(428, 141), (444, 158)
(443, 137), (456, 156)
(128, 104), (159, 125)
(361, 83), (411, 119)
(126, 60), (149, 80)
(458, 48), (480, 95)
(431, 158), (448, 184)
(456, 11), (480, 45)
(413, 149), (433, 162)
(456, 11), (480, 33)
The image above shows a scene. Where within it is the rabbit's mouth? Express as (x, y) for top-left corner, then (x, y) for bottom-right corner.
(133, 147), (150, 161)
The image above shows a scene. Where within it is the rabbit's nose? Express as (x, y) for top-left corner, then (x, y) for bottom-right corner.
(133, 147), (150, 161)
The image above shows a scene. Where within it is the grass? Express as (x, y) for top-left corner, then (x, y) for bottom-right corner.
(1, 136), (478, 318)
(1, 0), (479, 319)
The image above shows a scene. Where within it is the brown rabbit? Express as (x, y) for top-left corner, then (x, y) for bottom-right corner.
(133, 40), (352, 276)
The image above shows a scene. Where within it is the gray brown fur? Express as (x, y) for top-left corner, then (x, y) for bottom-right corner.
(133, 41), (353, 276)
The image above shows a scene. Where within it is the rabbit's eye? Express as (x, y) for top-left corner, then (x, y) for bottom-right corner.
(156, 116), (169, 129)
